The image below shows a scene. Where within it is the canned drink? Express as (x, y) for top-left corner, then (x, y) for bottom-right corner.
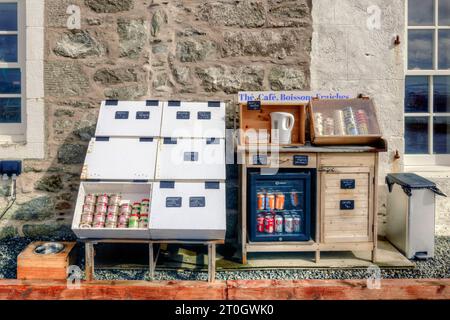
(256, 213), (265, 233)
(120, 203), (131, 215)
(139, 214), (149, 228)
(275, 193), (285, 210)
(117, 214), (129, 228)
(264, 214), (274, 234)
(257, 193), (266, 211)
(274, 215), (284, 233)
(107, 205), (119, 215)
(93, 213), (106, 224)
(108, 194), (122, 206)
(95, 203), (108, 214)
(293, 215), (301, 233)
(93, 221), (105, 228)
(140, 205), (150, 215)
(128, 214), (140, 229)
(141, 198), (150, 206)
(96, 194), (109, 205)
(105, 222), (117, 229)
(80, 213), (94, 225)
(106, 212), (118, 223)
(266, 193), (275, 211)
(84, 194), (97, 205)
(82, 204), (95, 215)
(284, 215), (294, 233)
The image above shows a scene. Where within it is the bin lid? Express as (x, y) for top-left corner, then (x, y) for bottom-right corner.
(385, 173), (446, 197)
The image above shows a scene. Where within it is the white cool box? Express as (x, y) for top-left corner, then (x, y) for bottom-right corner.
(71, 100), (226, 240)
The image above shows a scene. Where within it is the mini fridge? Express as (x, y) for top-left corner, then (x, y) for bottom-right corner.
(248, 169), (315, 242)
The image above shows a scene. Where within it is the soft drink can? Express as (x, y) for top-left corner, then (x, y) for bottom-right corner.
(274, 215), (283, 233)
(275, 193), (285, 210)
(128, 214), (140, 229)
(266, 193), (275, 210)
(80, 213), (94, 225)
(264, 214), (274, 234)
(117, 214), (129, 228)
(120, 203), (131, 215)
(140, 205), (150, 215)
(293, 215), (301, 233)
(284, 215), (294, 233)
(95, 203), (107, 214)
(96, 194), (109, 205)
(107, 205), (119, 215)
(84, 194), (97, 205)
(108, 194), (122, 206)
(82, 204), (95, 215)
(257, 193), (266, 210)
(256, 214), (265, 233)
(93, 213), (106, 224)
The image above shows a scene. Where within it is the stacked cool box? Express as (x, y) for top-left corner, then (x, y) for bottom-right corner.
(71, 100), (226, 240)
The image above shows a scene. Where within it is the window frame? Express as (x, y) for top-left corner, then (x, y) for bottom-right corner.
(0, 0), (25, 137)
(405, 0), (450, 166)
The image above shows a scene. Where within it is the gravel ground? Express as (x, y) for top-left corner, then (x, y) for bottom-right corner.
(1, 235), (449, 281)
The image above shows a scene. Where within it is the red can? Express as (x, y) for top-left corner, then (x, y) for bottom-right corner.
(96, 194), (109, 205)
(95, 203), (108, 214)
(264, 214), (274, 234)
(274, 214), (284, 233)
(84, 194), (97, 205)
(256, 214), (265, 233)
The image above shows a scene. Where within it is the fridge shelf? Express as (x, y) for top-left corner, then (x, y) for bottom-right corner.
(254, 232), (310, 242)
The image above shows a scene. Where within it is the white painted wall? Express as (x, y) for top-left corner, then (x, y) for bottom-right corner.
(311, 0), (406, 236)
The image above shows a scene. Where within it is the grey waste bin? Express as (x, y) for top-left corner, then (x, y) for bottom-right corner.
(385, 173), (446, 260)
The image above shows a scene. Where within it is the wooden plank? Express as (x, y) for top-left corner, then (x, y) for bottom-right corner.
(319, 242), (373, 251)
(319, 154), (375, 167)
(227, 279), (450, 300)
(246, 242), (318, 252)
(85, 242), (94, 281)
(0, 279), (447, 300)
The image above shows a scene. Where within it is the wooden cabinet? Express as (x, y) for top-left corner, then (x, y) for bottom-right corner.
(320, 166), (374, 243)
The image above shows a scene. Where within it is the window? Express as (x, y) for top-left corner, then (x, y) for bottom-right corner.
(0, 1), (23, 136)
(405, 0), (450, 165)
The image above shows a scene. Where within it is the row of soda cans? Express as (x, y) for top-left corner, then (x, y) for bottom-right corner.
(257, 192), (299, 211)
(257, 212), (302, 234)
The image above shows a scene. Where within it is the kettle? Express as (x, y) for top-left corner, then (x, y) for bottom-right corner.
(270, 112), (295, 144)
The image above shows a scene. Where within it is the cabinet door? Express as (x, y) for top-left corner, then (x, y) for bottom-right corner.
(320, 166), (373, 243)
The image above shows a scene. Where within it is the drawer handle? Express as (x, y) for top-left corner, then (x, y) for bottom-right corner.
(319, 167), (336, 173)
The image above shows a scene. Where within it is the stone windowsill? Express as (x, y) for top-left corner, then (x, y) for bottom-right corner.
(404, 165), (450, 179)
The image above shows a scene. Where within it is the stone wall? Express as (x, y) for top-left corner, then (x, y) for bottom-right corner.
(0, 0), (313, 241)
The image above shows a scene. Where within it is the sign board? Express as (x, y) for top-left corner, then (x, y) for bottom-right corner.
(238, 91), (354, 104)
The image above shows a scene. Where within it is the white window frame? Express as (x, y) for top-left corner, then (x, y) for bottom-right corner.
(405, 0), (450, 166)
(0, 0), (44, 159)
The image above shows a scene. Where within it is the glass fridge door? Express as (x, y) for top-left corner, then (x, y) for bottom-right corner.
(249, 171), (312, 242)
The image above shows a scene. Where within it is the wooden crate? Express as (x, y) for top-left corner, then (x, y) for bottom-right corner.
(17, 242), (77, 280)
(239, 103), (306, 146)
(308, 98), (382, 146)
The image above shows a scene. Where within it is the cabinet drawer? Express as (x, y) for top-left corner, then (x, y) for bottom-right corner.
(246, 153), (316, 168)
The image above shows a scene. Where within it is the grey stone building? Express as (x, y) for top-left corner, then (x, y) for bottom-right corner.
(0, 0), (449, 240)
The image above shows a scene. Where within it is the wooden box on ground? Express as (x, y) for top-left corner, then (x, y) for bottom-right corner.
(239, 102), (306, 146)
(308, 98), (382, 146)
(17, 242), (76, 280)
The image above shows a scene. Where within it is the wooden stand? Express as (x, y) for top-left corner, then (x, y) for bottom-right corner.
(17, 242), (77, 280)
(239, 144), (385, 264)
(82, 239), (224, 283)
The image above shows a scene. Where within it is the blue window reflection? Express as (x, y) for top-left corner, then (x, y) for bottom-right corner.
(409, 0), (435, 26)
(405, 76), (429, 113)
(434, 76), (450, 113)
(0, 35), (18, 62)
(408, 30), (434, 70)
(0, 3), (17, 31)
(439, 30), (450, 69)
(405, 117), (429, 154)
(439, 0), (450, 25)
(0, 69), (21, 94)
(434, 117), (450, 154)
(0, 98), (21, 123)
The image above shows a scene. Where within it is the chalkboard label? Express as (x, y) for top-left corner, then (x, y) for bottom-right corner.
(208, 101), (220, 108)
(341, 179), (356, 189)
(163, 138), (177, 144)
(146, 100), (159, 106)
(253, 155), (268, 165)
(160, 181), (175, 189)
(115, 111), (129, 119)
(166, 197), (182, 208)
(184, 152), (199, 162)
(198, 111), (211, 120)
(247, 101), (261, 110)
(168, 101), (181, 107)
(293, 155), (309, 166)
(205, 181), (220, 189)
(105, 100), (118, 106)
(176, 111), (190, 120)
(190, 197), (206, 208)
(206, 138), (219, 145)
(136, 111), (150, 119)
(340, 200), (355, 210)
